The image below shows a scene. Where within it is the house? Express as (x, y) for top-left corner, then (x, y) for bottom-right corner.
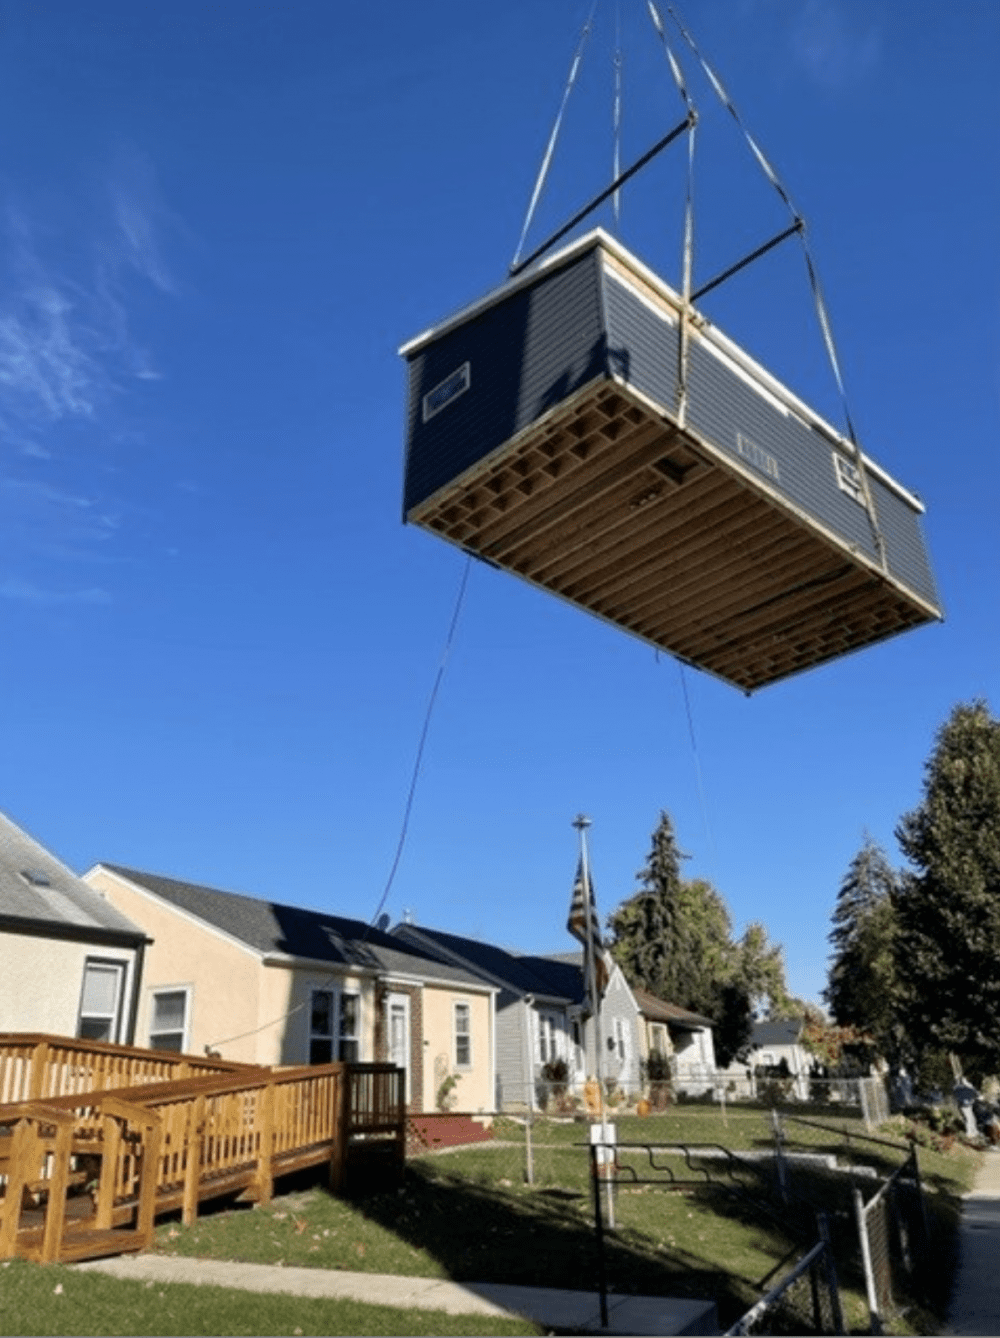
(632, 989), (717, 1098)
(0, 812), (147, 1044)
(82, 865), (496, 1114)
(722, 1018), (812, 1101)
(391, 924), (644, 1110)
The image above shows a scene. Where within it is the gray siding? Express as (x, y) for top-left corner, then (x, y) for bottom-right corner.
(495, 994), (530, 1109)
(404, 251), (606, 515)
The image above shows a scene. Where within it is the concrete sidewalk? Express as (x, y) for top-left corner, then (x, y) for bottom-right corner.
(75, 1253), (718, 1334)
(946, 1147), (1000, 1335)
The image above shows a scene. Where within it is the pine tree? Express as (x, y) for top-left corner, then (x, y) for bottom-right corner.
(894, 700), (1000, 1077)
(824, 837), (903, 1066)
(608, 811), (688, 1003)
(608, 811), (788, 1067)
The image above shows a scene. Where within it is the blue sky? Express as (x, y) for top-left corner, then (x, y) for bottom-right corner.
(0, 1), (996, 1007)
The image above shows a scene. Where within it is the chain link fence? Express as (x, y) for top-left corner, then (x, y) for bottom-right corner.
(724, 1227), (844, 1335)
(853, 1152), (930, 1334)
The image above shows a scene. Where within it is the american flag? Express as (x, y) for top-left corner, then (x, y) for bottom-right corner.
(567, 858), (613, 1015)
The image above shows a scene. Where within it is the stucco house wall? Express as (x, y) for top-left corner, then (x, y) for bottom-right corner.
(86, 865), (266, 1062)
(1, 929), (140, 1040)
(420, 984), (493, 1114)
(0, 813), (146, 1045)
(83, 864), (494, 1113)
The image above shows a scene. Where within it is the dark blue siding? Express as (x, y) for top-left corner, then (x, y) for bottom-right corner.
(404, 252), (606, 515)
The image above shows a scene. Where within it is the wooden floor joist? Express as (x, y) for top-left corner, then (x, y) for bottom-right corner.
(412, 382), (936, 690)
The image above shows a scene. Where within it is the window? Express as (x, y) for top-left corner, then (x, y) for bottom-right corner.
(737, 432), (780, 482)
(454, 1002), (471, 1069)
(833, 451), (865, 504)
(422, 362), (470, 422)
(77, 959), (125, 1043)
(149, 988), (189, 1052)
(310, 990), (334, 1064)
(537, 1012), (555, 1065)
(339, 992), (359, 1063)
(310, 989), (360, 1064)
(613, 1017), (627, 1063)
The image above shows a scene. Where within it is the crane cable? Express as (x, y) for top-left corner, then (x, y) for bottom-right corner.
(512, 2), (598, 273)
(664, 2), (888, 572)
(645, 0), (697, 428)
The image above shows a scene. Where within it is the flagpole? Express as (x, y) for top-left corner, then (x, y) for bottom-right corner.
(573, 814), (614, 1229)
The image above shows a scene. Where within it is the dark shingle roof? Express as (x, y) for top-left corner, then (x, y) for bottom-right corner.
(392, 925), (585, 1004)
(99, 866), (490, 990)
(632, 987), (714, 1030)
(0, 814), (144, 940)
(752, 1018), (805, 1048)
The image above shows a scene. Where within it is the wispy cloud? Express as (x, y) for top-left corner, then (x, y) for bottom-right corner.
(0, 278), (102, 422)
(0, 153), (180, 605)
(0, 575), (111, 605)
(788, 0), (882, 90)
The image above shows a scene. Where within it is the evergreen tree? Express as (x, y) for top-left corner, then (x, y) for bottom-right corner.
(894, 700), (1000, 1077)
(608, 811), (789, 1067)
(824, 837), (903, 1065)
(608, 811), (688, 1004)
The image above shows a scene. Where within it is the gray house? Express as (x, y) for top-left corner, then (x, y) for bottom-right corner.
(0, 811), (148, 1045)
(391, 924), (643, 1109)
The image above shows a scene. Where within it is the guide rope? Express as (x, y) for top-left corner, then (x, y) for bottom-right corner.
(204, 555), (474, 1053)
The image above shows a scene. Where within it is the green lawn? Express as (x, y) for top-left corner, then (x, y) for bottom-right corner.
(0, 1259), (538, 1336)
(144, 1103), (978, 1335)
(2, 1103), (980, 1336)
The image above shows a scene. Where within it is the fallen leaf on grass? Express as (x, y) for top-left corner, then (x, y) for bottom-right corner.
(355, 1243), (366, 1258)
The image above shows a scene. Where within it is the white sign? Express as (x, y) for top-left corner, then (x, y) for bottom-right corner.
(590, 1122), (616, 1167)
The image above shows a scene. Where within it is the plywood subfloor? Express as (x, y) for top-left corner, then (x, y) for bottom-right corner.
(409, 382), (934, 691)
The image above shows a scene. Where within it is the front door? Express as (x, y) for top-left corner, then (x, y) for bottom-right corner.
(386, 993), (410, 1103)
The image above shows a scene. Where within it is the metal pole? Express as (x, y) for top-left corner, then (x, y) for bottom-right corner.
(772, 1107), (788, 1204)
(817, 1211), (845, 1336)
(589, 1142), (609, 1329)
(574, 815), (614, 1229)
(853, 1186), (882, 1335)
(523, 994), (535, 1186)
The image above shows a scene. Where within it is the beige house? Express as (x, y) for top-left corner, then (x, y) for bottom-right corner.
(0, 813), (147, 1044)
(632, 988), (717, 1098)
(83, 865), (496, 1114)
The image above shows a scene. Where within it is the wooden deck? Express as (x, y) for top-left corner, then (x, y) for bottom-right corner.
(0, 1036), (404, 1264)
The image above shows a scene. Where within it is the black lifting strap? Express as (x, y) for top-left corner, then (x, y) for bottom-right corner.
(666, 3), (888, 572)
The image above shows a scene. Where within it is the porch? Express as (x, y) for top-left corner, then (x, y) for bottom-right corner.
(0, 1034), (404, 1265)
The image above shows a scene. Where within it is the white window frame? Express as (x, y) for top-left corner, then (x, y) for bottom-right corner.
(737, 431), (780, 482)
(833, 451), (865, 504)
(339, 990), (360, 1063)
(386, 992), (411, 1102)
(148, 985), (191, 1053)
(422, 361), (471, 423)
(453, 1000), (472, 1070)
(537, 1011), (557, 1065)
(309, 987), (361, 1065)
(613, 1017), (628, 1065)
(77, 957), (127, 1044)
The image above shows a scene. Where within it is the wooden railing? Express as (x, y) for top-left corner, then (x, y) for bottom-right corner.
(0, 1038), (404, 1264)
(0, 1034), (250, 1105)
